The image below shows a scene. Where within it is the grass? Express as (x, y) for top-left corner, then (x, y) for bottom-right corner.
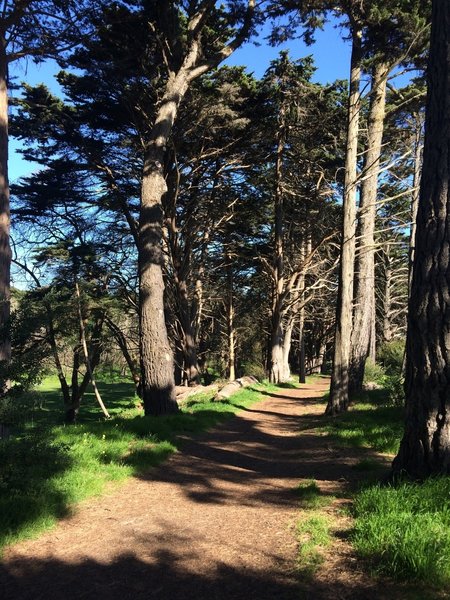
(296, 479), (336, 510)
(295, 479), (335, 576)
(0, 377), (264, 553)
(297, 512), (333, 576)
(321, 389), (403, 454)
(352, 477), (450, 586)
(316, 387), (450, 591)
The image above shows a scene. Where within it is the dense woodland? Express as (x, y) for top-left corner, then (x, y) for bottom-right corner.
(0, 0), (448, 486)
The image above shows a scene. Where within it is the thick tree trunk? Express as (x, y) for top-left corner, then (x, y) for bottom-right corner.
(350, 61), (388, 393)
(282, 317), (293, 382)
(326, 29), (362, 414)
(298, 314), (306, 384)
(392, 0), (450, 477)
(139, 154), (179, 415)
(269, 314), (284, 384)
(0, 42), (10, 383)
(139, 74), (190, 415)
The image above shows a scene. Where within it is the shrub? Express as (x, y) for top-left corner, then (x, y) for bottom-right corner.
(384, 374), (404, 407)
(377, 341), (405, 375)
(363, 359), (386, 385)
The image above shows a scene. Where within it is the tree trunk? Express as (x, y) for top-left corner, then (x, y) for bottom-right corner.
(269, 104), (286, 385)
(176, 279), (200, 385)
(326, 28), (362, 414)
(226, 256), (236, 382)
(298, 314), (306, 384)
(0, 41), (10, 384)
(269, 314), (284, 384)
(282, 316), (294, 382)
(350, 61), (389, 393)
(75, 283), (110, 419)
(104, 315), (141, 396)
(392, 0), (450, 477)
(382, 244), (393, 344)
(408, 114), (424, 297)
(139, 74), (190, 415)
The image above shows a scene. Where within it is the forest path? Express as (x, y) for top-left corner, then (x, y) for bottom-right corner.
(0, 379), (406, 599)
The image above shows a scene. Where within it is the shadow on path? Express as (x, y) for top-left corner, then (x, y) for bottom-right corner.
(0, 380), (392, 600)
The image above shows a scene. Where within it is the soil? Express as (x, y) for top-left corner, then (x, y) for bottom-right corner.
(0, 379), (443, 599)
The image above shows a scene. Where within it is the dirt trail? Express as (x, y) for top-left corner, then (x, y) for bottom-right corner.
(0, 380), (405, 599)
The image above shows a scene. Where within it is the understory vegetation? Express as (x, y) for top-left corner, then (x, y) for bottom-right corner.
(312, 372), (450, 591)
(0, 377), (263, 553)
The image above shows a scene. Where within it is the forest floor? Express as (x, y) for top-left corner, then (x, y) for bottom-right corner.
(0, 378), (444, 599)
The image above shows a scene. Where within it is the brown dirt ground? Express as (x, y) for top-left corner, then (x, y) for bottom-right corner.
(0, 379), (445, 600)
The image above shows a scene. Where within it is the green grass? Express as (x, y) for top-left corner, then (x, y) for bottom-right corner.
(297, 513), (332, 576)
(353, 478), (450, 586)
(295, 479), (335, 576)
(318, 388), (450, 591)
(322, 390), (403, 454)
(296, 479), (336, 510)
(0, 377), (264, 553)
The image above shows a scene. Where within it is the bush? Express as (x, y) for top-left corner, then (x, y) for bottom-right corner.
(239, 361), (265, 381)
(363, 359), (386, 385)
(384, 374), (404, 407)
(377, 341), (405, 375)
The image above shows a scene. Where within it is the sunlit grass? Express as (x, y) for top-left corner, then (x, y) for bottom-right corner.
(297, 512), (332, 576)
(353, 478), (450, 586)
(0, 378), (263, 553)
(322, 391), (403, 455)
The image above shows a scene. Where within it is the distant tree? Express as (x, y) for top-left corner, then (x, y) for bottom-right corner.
(392, 0), (450, 477)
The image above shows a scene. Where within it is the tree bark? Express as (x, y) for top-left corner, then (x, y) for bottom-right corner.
(392, 0), (450, 477)
(139, 73), (190, 415)
(269, 104), (286, 384)
(350, 60), (389, 393)
(326, 28), (362, 414)
(226, 255), (236, 382)
(381, 243), (393, 344)
(0, 39), (10, 384)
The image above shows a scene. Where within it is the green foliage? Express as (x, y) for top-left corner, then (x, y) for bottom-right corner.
(384, 373), (405, 407)
(323, 390), (403, 454)
(0, 378), (263, 553)
(353, 478), (450, 586)
(363, 359), (386, 385)
(377, 341), (405, 375)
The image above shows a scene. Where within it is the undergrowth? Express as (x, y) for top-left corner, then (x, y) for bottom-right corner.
(0, 378), (263, 553)
(318, 386), (450, 592)
(322, 389), (403, 454)
(353, 477), (450, 587)
(295, 479), (335, 576)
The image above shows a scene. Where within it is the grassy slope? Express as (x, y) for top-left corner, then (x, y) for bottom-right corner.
(0, 377), (263, 553)
(318, 389), (450, 590)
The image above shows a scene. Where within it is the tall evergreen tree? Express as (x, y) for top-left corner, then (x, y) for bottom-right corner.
(392, 0), (450, 477)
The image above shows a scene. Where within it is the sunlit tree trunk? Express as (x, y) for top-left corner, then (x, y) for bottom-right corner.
(326, 27), (362, 414)
(269, 106), (286, 384)
(350, 60), (388, 393)
(392, 0), (450, 477)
